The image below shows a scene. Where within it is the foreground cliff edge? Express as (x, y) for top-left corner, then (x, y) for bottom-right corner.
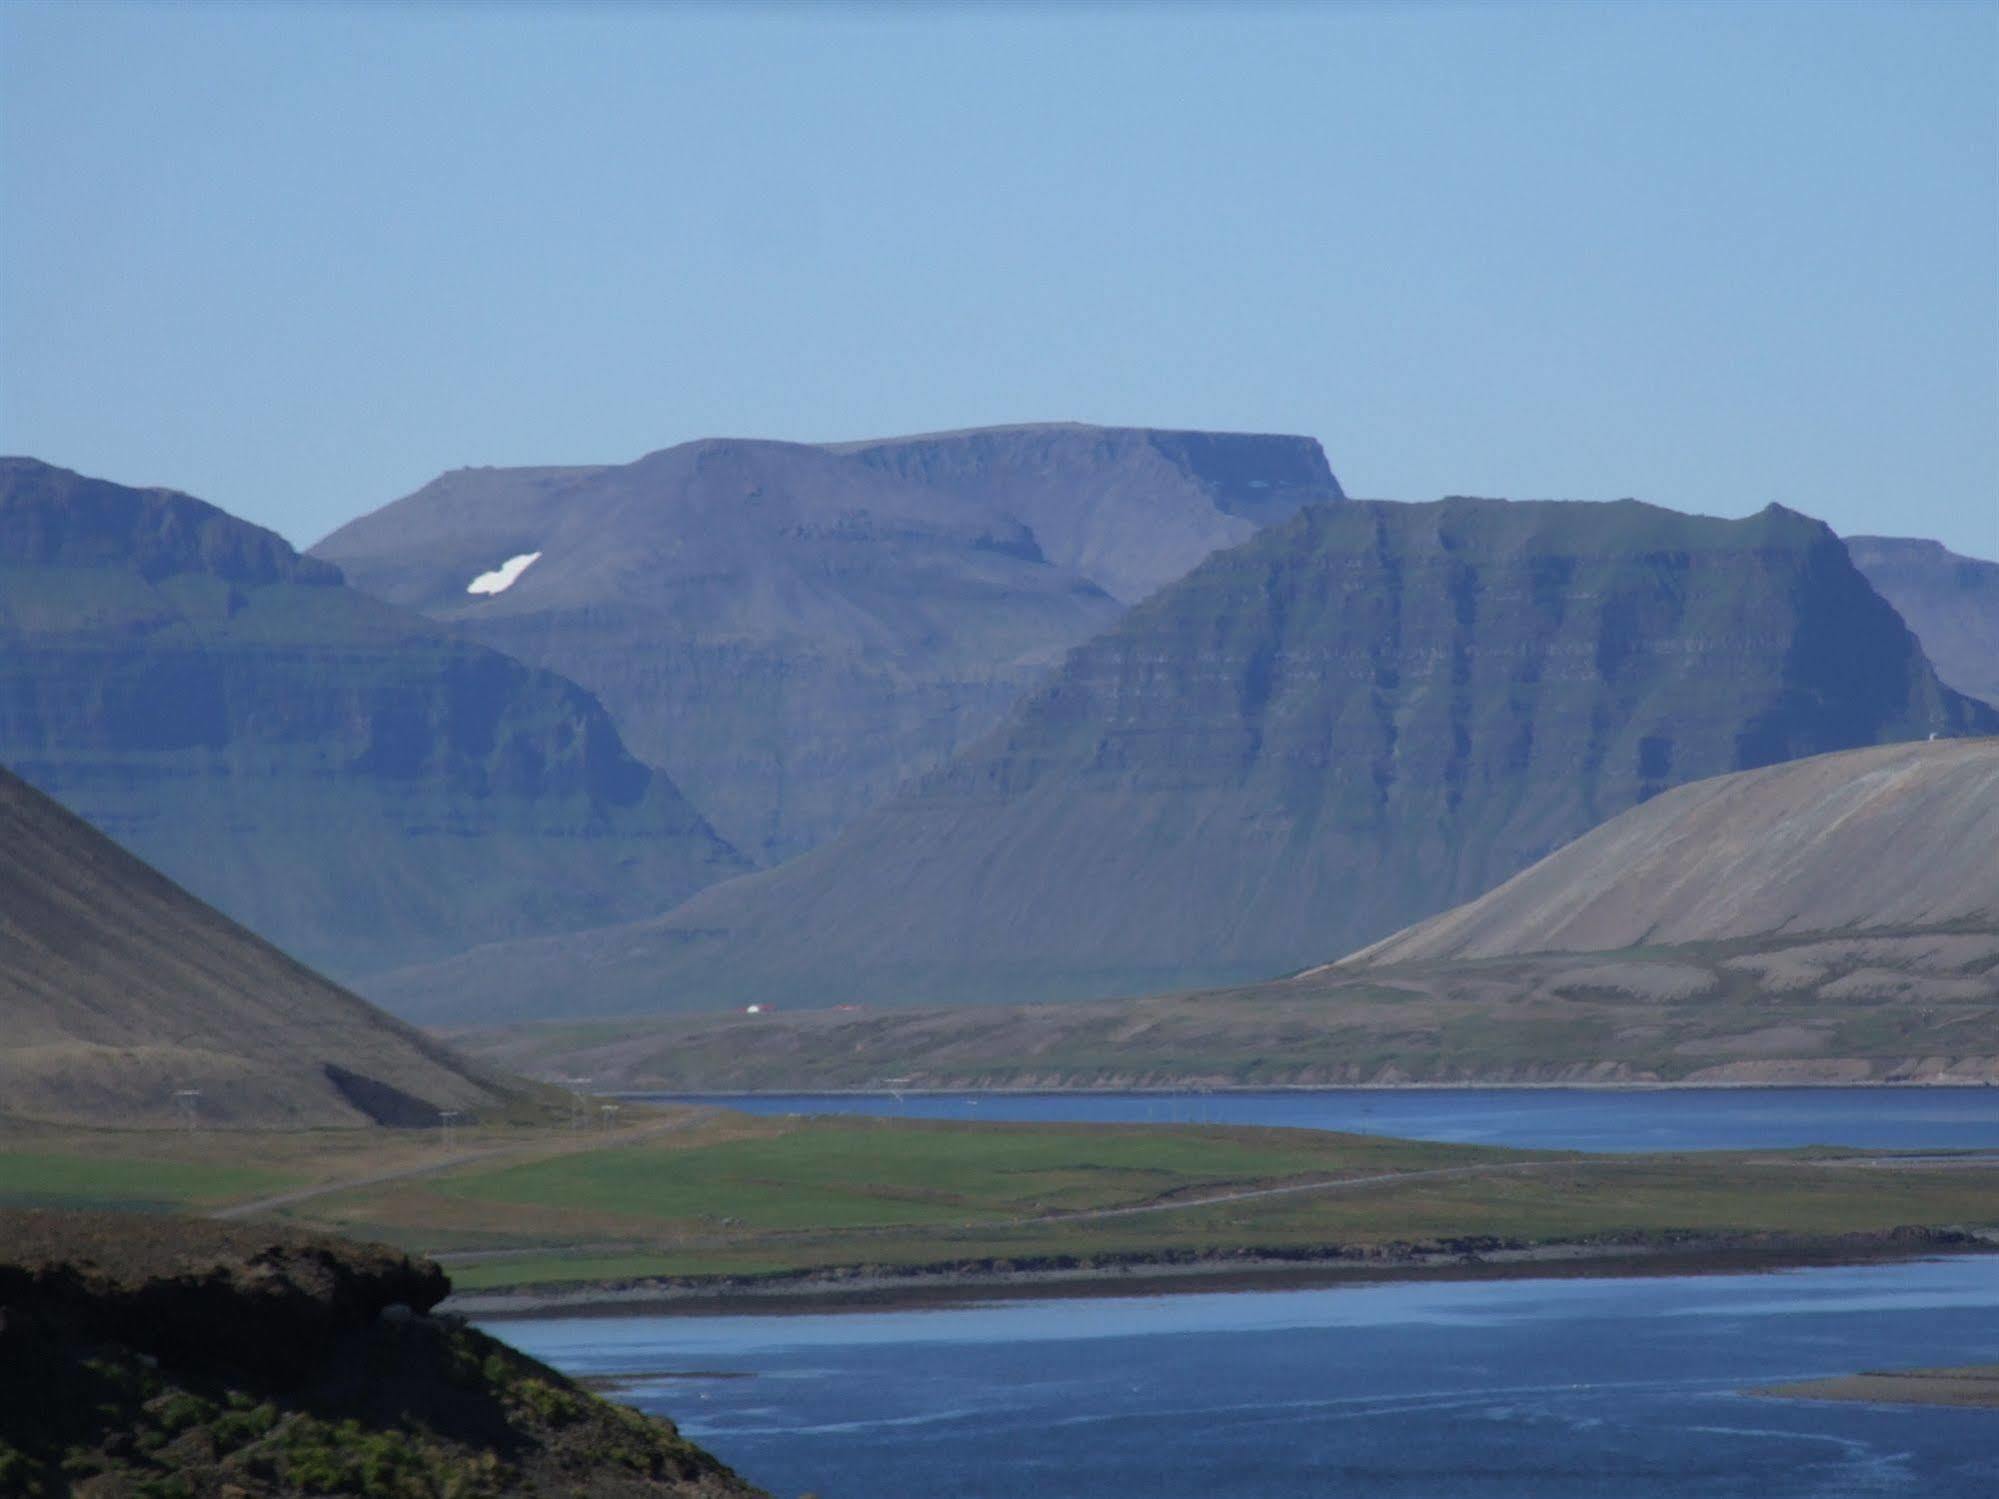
(0, 1210), (768, 1498)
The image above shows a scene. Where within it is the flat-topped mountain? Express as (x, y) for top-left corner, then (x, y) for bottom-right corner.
(0, 458), (744, 979)
(313, 424), (1341, 862)
(1848, 535), (1999, 708)
(0, 761), (523, 1129)
(377, 496), (1995, 1024)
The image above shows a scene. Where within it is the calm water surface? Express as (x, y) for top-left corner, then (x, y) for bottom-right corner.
(534, 1090), (1999, 1493)
(499, 1259), (1999, 1498)
(649, 1086), (1999, 1153)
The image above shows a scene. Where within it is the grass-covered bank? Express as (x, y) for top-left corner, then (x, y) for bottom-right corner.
(5, 1109), (1996, 1310)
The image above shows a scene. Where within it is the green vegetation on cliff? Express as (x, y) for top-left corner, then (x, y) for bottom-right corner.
(0, 1210), (765, 1498)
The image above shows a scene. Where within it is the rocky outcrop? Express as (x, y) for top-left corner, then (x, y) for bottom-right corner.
(0, 458), (745, 980)
(377, 497), (1995, 1023)
(0, 1211), (765, 1497)
(314, 425), (1342, 863)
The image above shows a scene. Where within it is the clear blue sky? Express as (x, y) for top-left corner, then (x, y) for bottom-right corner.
(3, 1), (1994, 559)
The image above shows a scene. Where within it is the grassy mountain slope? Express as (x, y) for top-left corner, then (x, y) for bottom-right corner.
(378, 497), (1994, 1024)
(1848, 535), (1999, 708)
(0, 458), (744, 979)
(312, 425), (1340, 863)
(0, 762), (526, 1129)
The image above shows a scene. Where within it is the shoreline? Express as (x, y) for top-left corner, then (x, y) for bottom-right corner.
(618, 1080), (1999, 1099)
(452, 1233), (1997, 1322)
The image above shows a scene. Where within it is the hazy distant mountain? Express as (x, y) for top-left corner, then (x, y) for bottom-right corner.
(376, 497), (1995, 1024)
(0, 458), (744, 979)
(1848, 536), (1999, 708)
(0, 762), (523, 1128)
(312, 424), (1342, 863)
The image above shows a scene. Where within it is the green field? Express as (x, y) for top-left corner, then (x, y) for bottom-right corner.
(7, 1110), (1996, 1296)
(0, 1152), (297, 1212)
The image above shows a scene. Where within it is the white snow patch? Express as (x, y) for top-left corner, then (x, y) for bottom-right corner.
(467, 551), (542, 596)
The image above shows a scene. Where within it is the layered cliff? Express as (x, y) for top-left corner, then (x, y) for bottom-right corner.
(313, 425), (1341, 862)
(378, 497), (1995, 1022)
(0, 458), (744, 979)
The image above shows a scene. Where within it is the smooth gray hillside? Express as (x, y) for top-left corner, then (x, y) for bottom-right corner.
(0, 761), (523, 1129)
(312, 425), (1341, 863)
(373, 497), (1996, 1024)
(1848, 536), (1999, 708)
(1339, 738), (1999, 966)
(0, 458), (744, 980)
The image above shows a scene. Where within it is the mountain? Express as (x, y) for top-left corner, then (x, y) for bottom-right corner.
(0, 458), (744, 979)
(312, 424), (1341, 863)
(1339, 737), (1999, 966)
(0, 761), (524, 1128)
(1848, 536), (1999, 708)
(376, 496), (1997, 1024)
(449, 740), (1999, 1092)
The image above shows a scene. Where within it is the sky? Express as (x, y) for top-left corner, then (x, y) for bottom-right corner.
(2, 1), (1994, 559)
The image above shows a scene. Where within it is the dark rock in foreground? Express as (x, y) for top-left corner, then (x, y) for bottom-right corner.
(0, 1210), (766, 1497)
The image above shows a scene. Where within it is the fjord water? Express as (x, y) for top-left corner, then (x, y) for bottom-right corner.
(653, 1086), (1999, 1153)
(501, 1259), (1999, 1498)
(517, 1090), (1999, 1493)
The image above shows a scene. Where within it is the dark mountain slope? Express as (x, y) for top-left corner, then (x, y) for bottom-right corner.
(0, 459), (744, 979)
(313, 425), (1340, 862)
(0, 762), (522, 1129)
(1848, 536), (1999, 708)
(376, 497), (1995, 1023)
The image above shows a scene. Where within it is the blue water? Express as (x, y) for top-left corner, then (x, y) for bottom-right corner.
(500, 1259), (1999, 1498)
(648, 1086), (1999, 1153)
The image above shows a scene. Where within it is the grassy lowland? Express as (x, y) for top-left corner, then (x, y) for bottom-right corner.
(6, 1109), (1995, 1307)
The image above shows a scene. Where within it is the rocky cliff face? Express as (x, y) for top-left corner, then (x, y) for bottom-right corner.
(1848, 535), (1999, 708)
(371, 498), (1996, 1023)
(0, 458), (744, 980)
(313, 425), (1342, 864)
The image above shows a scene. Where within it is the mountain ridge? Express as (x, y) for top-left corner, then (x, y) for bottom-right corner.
(313, 422), (1342, 862)
(0, 458), (745, 980)
(374, 495), (1994, 1024)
